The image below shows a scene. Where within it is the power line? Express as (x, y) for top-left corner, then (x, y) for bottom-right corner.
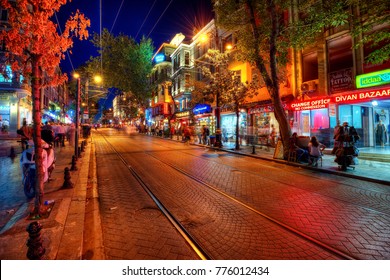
(147, 0), (174, 38)
(135, 0), (158, 40)
(55, 12), (75, 73)
(110, 0), (125, 33)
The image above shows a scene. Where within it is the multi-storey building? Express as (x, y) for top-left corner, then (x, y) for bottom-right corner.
(289, 5), (390, 148)
(146, 4), (389, 151)
(148, 34), (182, 133)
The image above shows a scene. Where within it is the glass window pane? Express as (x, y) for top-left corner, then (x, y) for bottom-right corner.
(339, 105), (352, 124)
(352, 106), (362, 128)
(310, 108), (329, 129)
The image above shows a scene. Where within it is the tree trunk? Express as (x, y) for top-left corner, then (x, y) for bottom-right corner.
(270, 87), (291, 158)
(246, 0), (292, 158)
(31, 56), (45, 216)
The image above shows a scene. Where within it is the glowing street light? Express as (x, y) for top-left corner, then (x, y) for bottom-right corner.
(73, 73), (81, 158)
(73, 73), (102, 158)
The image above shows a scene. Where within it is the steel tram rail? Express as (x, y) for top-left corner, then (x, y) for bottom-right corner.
(100, 130), (355, 260)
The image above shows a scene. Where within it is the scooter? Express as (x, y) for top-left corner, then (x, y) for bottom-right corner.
(20, 139), (56, 199)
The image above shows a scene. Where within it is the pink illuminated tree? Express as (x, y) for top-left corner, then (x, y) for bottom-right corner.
(0, 0), (90, 217)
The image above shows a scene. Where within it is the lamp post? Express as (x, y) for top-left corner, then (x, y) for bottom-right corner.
(74, 73), (81, 158)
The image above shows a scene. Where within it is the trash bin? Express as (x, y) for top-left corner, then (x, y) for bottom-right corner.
(209, 135), (216, 146)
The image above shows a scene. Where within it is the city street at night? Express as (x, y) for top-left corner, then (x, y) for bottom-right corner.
(1, 128), (389, 261)
(1, 0), (389, 278)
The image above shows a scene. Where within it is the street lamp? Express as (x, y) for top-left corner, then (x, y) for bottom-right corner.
(73, 73), (81, 158)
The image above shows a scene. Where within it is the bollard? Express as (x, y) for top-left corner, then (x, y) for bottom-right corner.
(62, 167), (74, 189)
(26, 221), (45, 260)
(9, 146), (16, 158)
(81, 141), (85, 152)
(83, 139), (87, 146)
(70, 155), (78, 171)
(252, 145), (256, 155)
(78, 147), (82, 158)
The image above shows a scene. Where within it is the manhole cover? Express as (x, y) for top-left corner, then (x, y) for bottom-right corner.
(135, 208), (162, 220)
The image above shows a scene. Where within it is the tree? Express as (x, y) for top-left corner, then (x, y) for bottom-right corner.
(89, 29), (154, 117)
(213, 0), (388, 156)
(200, 49), (259, 150)
(0, 0), (90, 216)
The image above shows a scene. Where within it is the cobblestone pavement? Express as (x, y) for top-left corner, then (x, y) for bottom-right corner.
(94, 130), (390, 259)
(1, 128), (389, 261)
(94, 135), (199, 260)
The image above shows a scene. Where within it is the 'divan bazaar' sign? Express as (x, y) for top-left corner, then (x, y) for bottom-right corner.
(290, 86), (390, 110)
(333, 86), (390, 103)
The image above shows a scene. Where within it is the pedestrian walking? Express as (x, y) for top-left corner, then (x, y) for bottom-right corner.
(202, 125), (209, 145)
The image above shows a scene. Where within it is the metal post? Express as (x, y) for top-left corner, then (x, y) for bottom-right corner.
(75, 78), (80, 158)
(214, 26), (222, 148)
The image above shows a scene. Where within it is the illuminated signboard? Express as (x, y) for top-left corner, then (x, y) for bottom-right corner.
(176, 111), (190, 118)
(356, 69), (390, 88)
(193, 104), (211, 115)
(333, 86), (390, 103)
(154, 54), (165, 64)
(289, 85), (390, 110)
(289, 97), (331, 111)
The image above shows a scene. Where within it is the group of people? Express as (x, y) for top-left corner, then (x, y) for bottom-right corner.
(289, 132), (325, 166)
(18, 120), (77, 151)
(289, 120), (364, 168)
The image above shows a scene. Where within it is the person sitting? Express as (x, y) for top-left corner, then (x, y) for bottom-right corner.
(308, 136), (325, 167)
(289, 132), (308, 163)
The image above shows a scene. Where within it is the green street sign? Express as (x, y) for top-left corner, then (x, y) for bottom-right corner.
(356, 69), (390, 88)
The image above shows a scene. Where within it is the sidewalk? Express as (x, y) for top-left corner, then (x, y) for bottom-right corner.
(215, 141), (390, 186)
(167, 135), (390, 186)
(0, 137), (96, 260)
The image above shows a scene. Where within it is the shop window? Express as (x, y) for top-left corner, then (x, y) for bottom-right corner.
(310, 109), (329, 130)
(339, 105), (352, 125)
(302, 51), (318, 82)
(352, 106), (362, 128)
(338, 105), (362, 129)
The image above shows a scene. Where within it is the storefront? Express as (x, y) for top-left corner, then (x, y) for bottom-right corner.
(193, 104), (213, 140)
(289, 84), (390, 148)
(246, 102), (287, 146)
(220, 110), (247, 144)
(174, 110), (191, 134)
(0, 90), (32, 132)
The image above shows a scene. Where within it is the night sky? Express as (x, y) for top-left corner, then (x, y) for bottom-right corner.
(58, 0), (214, 76)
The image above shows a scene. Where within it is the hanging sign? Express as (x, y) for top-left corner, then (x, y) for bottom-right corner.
(154, 54), (165, 64)
(356, 69), (390, 88)
(193, 104), (211, 115)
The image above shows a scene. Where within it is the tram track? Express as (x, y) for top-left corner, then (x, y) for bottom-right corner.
(99, 132), (212, 260)
(144, 138), (390, 217)
(99, 131), (355, 260)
